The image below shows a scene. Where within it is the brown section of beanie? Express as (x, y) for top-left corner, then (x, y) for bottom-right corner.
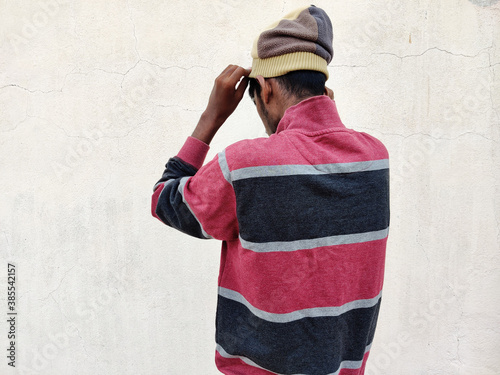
(257, 8), (318, 59)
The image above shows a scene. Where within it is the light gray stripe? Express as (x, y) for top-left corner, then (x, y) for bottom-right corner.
(178, 177), (212, 239)
(331, 344), (372, 375)
(216, 345), (279, 374)
(239, 227), (389, 253)
(218, 150), (232, 184)
(218, 287), (382, 324)
(153, 178), (175, 191)
(231, 159), (389, 181)
(216, 343), (372, 375)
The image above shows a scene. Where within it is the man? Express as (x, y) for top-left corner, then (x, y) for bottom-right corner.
(152, 5), (389, 375)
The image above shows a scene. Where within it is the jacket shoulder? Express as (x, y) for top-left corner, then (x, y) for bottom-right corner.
(223, 135), (292, 171)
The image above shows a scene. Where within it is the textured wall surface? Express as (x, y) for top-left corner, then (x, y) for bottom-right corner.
(1, 1), (499, 374)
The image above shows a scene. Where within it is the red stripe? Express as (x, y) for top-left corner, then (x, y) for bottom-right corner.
(183, 157), (239, 240)
(339, 350), (370, 375)
(215, 351), (277, 375)
(176, 136), (210, 170)
(219, 238), (387, 313)
(151, 183), (164, 220)
(225, 132), (388, 170)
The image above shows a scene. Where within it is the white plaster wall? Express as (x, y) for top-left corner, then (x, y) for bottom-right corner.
(0, 0), (498, 374)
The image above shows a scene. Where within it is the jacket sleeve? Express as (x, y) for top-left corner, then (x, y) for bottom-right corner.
(151, 137), (239, 241)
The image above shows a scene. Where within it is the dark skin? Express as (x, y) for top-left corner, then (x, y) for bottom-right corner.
(191, 64), (335, 144)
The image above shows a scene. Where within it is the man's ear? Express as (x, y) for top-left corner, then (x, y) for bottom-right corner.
(324, 86), (334, 100)
(256, 75), (272, 104)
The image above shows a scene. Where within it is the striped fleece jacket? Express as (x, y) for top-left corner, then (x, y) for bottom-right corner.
(152, 95), (390, 375)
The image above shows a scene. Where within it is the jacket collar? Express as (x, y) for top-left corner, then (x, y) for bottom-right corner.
(276, 95), (345, 134)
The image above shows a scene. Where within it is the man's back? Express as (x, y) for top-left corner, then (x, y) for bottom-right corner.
(169, 95), (390, 374)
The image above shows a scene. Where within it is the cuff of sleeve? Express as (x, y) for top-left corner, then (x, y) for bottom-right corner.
(176, 136), (210, 170)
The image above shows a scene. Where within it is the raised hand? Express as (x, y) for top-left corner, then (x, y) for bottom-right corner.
(192, 65), (251, 145)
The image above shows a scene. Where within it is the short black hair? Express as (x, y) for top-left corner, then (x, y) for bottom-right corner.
(249, 77), (261, 101)
(249, 70), (327, 101)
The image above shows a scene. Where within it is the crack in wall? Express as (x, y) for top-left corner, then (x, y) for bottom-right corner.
(39, 265), (77, 302)
(0, 83), (60, 94)
(329, 64), (369, 68)
(372, 45), (493, 61)
(0, 61), (211, 97)
(126, 0), (141, 60)
(156, 103), (204, 113)
(0, 68), (83, 97)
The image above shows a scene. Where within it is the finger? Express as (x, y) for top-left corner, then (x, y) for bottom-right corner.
(215, 66), (238, 91)
(218, 65), (237, 80)
(228, 66), (250, 84)
(216, 65), (242, 90)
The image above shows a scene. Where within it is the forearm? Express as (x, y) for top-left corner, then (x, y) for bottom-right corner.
(191, 65), (250, 145)
(151, 137), (211, 238)
(151, 64), (248, 237)
(191, 111), (224, 145)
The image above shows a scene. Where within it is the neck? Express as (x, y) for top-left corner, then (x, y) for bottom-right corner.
(277, 94), (315, 118)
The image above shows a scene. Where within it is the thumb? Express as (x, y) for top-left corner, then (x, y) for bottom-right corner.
(235, 77), (249, 100)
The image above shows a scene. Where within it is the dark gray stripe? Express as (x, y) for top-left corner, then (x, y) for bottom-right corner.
(178, 177), (212, 239)
(218, 287), (382, 324)
(154, 179), (174, 195)
(239, 227), (389, 253)
(231, 159), (389, 181)
(155, 180), (177, 220)
(217, 295), (380, 374)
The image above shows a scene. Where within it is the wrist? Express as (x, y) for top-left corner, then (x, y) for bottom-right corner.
(191, 110), (222, 145)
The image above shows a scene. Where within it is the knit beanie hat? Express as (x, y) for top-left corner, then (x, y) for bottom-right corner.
(249, 5), (333, 79)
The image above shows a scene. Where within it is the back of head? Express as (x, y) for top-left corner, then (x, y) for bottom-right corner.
(248, 5), (333, 100)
